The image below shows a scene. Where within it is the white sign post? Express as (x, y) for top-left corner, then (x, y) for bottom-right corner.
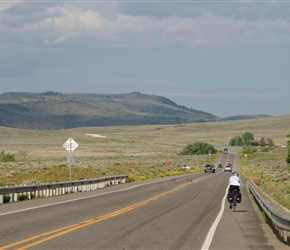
(63, 138), (79, 181)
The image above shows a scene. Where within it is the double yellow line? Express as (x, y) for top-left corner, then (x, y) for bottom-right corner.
(1, 178), (201, 250)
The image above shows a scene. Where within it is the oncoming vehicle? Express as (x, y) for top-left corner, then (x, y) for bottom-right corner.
(218, 163), (222, 168)
(204, 164), (215, 173)
(224, 148), (228, 154)
(179, 165), (191, 170)
(224, 164), (232, 172)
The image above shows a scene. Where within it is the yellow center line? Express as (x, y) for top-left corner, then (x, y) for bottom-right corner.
(0, 177), (202, 250)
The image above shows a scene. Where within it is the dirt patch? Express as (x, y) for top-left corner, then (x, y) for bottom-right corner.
(86, 133), (106, 138)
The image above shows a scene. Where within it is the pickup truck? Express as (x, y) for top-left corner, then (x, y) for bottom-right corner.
(224, 164), (232, 172)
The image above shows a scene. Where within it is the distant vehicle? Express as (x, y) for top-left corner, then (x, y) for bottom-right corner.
(224, 163), (232, 172)
(218, 163), (222, 168)
(204, 164), (215, 173)
(179, 165), (191, 170)
(224, 148), (228, 154)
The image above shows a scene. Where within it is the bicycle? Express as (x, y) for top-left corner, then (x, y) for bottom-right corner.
(232, 189), (238, 212)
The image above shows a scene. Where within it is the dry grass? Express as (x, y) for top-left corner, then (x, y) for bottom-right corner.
(238, 148), (290, 208)
(0, 114), (290, 208)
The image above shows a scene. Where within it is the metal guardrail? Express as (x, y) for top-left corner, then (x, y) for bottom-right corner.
(0, 175), (128, 204)
(248, 180), (290, 242)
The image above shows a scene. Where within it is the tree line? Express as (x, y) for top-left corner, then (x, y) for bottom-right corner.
(228, 132), (275, 147)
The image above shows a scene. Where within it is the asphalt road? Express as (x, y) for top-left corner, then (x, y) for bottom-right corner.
(0, 154), (286, 249)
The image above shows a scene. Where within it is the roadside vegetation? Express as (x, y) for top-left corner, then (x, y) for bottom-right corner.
(287, 132), (290, 165)
(0, 115), (290, 209)
(179, 142), (217, 155)
(0, 150), (15, 162)
(238, 147), (290, 209)
(231, 131), (290, 209)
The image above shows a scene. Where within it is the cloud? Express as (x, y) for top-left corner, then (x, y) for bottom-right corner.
(1, 2), (290, 49)
(0, 2), (19, 11)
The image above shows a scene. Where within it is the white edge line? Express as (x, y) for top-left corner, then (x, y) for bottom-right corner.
(201, 186), (228, 250)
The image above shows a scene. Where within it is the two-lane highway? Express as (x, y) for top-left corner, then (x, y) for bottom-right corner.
(0, 158), (279, 249)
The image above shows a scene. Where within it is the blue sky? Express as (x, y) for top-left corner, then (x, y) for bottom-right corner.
(0, 0), (289, 118)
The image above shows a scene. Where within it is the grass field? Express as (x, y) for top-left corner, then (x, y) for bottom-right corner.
(0, 115), (290, 207)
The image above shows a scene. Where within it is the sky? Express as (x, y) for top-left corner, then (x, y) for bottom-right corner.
(0, 0), (290, 118)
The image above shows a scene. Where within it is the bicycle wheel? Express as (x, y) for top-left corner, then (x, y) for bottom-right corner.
(232, 189), (237, 212)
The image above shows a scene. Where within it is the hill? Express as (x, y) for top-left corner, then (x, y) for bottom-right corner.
(223, 114), (271, 121)
(0, 91), (221, 130)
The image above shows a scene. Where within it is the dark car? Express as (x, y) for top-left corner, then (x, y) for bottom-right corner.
(204, 164), (215, 173)
(218, 163), (222, 168)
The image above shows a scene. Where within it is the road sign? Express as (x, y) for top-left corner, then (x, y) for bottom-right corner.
(63, 138), (78, 181)
(63, 138), (79, 153)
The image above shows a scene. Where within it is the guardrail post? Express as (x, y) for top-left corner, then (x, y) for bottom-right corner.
(13, 193), (17, 202)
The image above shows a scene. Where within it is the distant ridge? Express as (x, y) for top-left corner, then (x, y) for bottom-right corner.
(223, 114), (271, 121)
(0, 91), (221, 130)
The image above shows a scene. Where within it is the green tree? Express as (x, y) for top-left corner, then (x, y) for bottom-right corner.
(179, 142), (217, 155)
(287, 133), (290, 164)
(268, 138), (275, 147)
(260, 137), (266, 147)
(229, 137), (236, 146)
(242, 132), (254, 146)
(235, 136), (243, 146)
(228, 135), (243, 146)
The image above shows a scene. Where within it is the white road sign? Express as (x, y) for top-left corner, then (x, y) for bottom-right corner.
(63, 138), (79, 153)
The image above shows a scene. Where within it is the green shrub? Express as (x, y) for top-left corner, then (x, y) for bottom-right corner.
(287, 132), (290, 164)
(0, 150), (15, 162)
(139, 176), (146, 180)
(242, 146), (257, 154)
(261, 147), (270, 152)
(3, 194), (11, 203)
(18, 193), (29, 201)
(179, 142), (217, 155)
(127, 174), (136, 182)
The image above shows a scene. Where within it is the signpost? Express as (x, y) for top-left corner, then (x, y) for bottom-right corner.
(63, 138), (79, 181)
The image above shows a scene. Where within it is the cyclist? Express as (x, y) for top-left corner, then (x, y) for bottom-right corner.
(228, 172), (240, 209)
